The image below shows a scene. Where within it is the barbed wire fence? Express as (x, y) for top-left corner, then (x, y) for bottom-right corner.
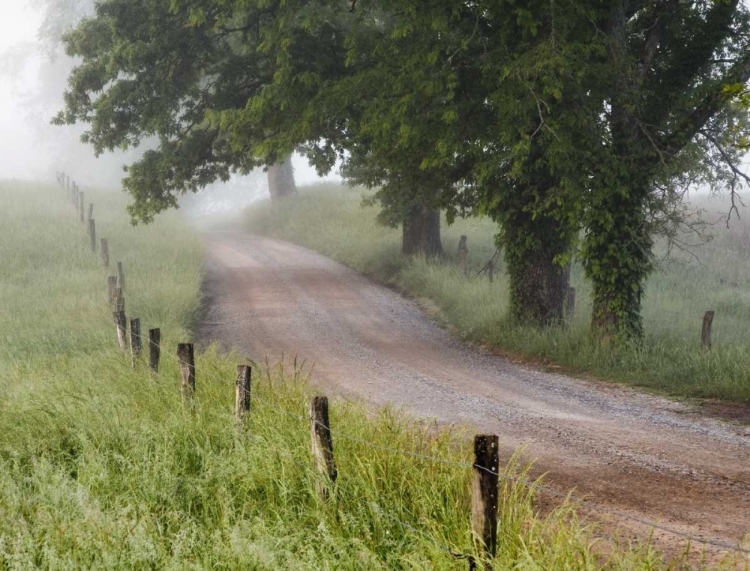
(53, 172), (750, 566)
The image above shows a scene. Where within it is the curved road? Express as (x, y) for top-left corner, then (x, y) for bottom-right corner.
(198, 231), (750, 562)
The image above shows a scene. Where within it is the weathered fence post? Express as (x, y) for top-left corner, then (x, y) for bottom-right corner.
(115, 287), (125, 313)
(235, 365), (252, 424)
(472, 434), (499, 560)
(458, 235), (468, 277)
(87, 203), (93, 223)
(488, 260), (494, 284)
(177, 343), (196, 401)
(310, 396), (337, 499)
(148, 328), (161, 372)
(130, 318), (142, 365)
(117, 261), (125, 290)
(89, 219), (96, 252)
(113, 310), (128, 351)
(107, 276), (118, 306)
(100, 239), (110, 267)
(565, 287), (576, 320)
(701, 310), (715, 351)
(79, 192), (85, 223)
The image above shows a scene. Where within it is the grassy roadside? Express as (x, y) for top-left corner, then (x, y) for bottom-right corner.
(244, 183), (750, 404)
(0, 181), (680, 569)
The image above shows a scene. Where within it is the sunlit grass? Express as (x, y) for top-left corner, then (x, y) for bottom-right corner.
(0, 181), (697, 568)
(245, 183), (750, 402)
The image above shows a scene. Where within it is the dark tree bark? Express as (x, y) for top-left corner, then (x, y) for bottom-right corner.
(510, 255), (569, 324)
(504, 209), (570, 325)
(402, 204), (443, 257)
(267, 154), (297, 201)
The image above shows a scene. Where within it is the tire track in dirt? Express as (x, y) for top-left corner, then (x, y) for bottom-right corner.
(198, 231), (750, 565)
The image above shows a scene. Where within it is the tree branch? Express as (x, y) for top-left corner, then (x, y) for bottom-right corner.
(698, 128), (749, 226)
(662, 53), (750, 156)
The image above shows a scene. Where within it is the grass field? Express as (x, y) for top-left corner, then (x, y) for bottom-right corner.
(245, 183), (750, 403)
(0, 180), (686, 569)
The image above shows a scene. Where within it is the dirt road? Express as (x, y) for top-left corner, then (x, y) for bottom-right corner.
(198, 231), (750, 562)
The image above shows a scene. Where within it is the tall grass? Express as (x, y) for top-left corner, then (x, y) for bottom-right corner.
(245, 183), (750, 403)
(0, 181), (682, 569)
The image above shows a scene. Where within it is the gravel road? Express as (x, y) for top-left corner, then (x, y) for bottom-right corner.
(198, 231), (750, 562)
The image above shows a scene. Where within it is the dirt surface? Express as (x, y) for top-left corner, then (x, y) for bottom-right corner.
(198, 231), (750, 565)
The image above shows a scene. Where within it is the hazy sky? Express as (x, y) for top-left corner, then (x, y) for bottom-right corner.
(0, 3), (44, 179)
(0, 3), (39, 47)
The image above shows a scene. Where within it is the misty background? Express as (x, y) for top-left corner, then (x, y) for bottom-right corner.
(0, 1), (339, 217)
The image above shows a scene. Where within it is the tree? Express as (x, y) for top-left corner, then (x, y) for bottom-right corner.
(55, 0), (448, 255)
(54, 0), (335, 219)
(569, 0), (750, 339)
(314, 0), (582, 320)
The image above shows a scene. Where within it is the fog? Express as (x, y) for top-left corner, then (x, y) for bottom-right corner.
(0, 2), (338, 218)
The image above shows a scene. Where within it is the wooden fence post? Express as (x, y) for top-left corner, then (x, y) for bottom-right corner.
(79, 192), (84, 223)
(66, 175), (70, 195)
(100, 239), (110, 267)
(113, 310), (127, 351)
(472, 434), (499, 560)
(88, 203), (93, 223)
(115, 287), (125, 313)
(565, 287), (576, 320)
(148, 328), (161, 372)
(458, 235), (468, 277)
(235, 365), (252, 424)
(130, 318), (142, 365)
(701, 310), (715, 350)
(117, 261), (125, 290)
(107, 276), (117, 306)
(310, 396), (337, 499)
(488, 260), (494, 284)
(177, 343), (196, 401)
(89, 219), (96, 252)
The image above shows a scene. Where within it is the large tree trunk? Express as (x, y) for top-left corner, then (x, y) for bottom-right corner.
(583, 32), (654, 342)
(402, 204), (443, 257)
(503, 208), (570, 325)
(509, 252), (569, 324)
(584, 178), (652, 341)
(267, 154), (297, 201)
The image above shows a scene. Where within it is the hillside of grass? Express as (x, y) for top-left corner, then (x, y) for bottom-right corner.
(244, 183), (750, 404)
(0, 180), (682, 569)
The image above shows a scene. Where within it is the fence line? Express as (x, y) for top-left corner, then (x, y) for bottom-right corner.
(113, 325), (750, 557)
(88, 254), (750, 558)
(53, 172), (750, 562)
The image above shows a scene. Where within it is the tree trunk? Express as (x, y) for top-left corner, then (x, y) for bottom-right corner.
(503, 210), (570, 325)
(402, 204), (443, 257)
(584, 179), (652, 341)
(510, 252), (569, 324)
(584, 78), (654, 340)
(267, 154), (297, 201)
